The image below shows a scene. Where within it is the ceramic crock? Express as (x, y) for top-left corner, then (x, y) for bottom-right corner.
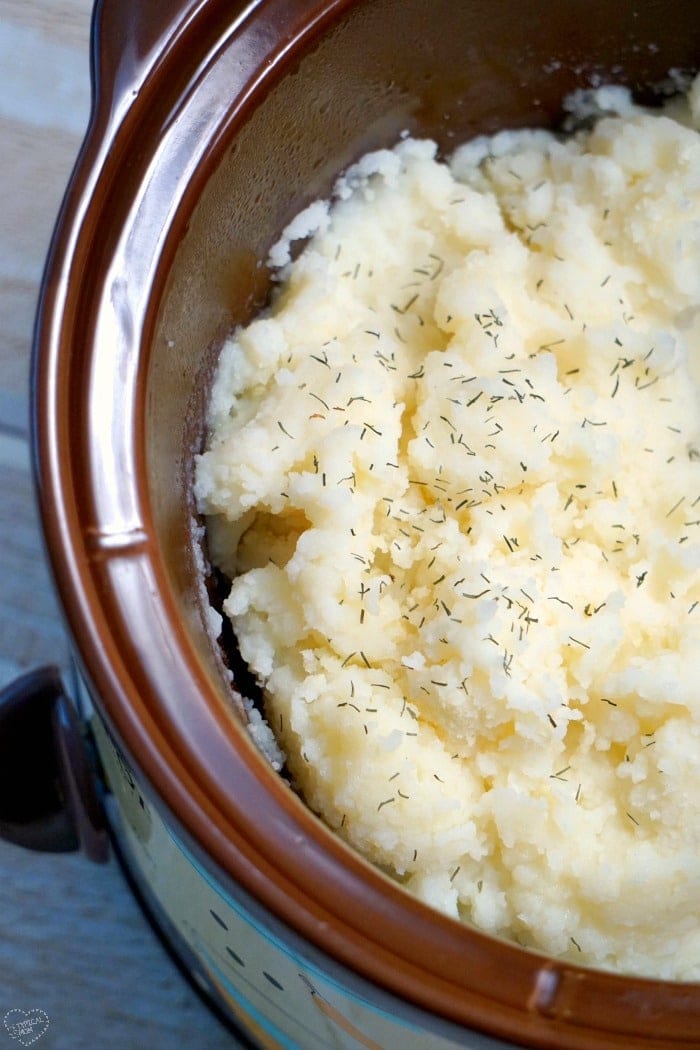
(10, 0), (700, 1046)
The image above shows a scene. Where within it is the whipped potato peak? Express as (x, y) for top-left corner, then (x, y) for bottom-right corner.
(195, 81), (700, 980)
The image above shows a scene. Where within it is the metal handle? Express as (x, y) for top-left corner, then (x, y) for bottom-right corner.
(0, 665), (109, 862)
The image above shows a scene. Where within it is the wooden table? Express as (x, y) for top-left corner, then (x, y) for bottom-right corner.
(0, 2), (239, 1045)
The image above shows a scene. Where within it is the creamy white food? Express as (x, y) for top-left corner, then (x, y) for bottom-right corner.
(195, 81), (700, 980)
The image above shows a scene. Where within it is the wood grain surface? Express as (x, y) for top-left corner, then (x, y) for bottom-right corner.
(0, 2), (239, 1045)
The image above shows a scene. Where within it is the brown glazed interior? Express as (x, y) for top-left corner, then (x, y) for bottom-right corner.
(33, 0), (700, 1046)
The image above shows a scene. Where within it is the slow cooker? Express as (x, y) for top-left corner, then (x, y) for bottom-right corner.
(1, 0), (698, 1046)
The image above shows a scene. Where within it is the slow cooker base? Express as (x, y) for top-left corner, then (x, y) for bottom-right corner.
(104, 794), (257, 1049)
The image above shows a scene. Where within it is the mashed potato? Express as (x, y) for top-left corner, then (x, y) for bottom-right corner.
(195, 81), (700, 980)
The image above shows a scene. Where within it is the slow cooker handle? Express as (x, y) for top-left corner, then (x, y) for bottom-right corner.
(91, 0), (202, 121)
(0, 666), (109, 863)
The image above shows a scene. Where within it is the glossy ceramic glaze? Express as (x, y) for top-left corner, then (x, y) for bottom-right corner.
(33, 1), (700, 1046)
